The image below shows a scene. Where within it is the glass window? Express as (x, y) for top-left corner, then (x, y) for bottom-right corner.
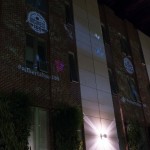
(127, 78), (140, 102)
(101, 25), (109, 43)
(25, 34), (48, 72)
(26, 0), (48, 12)
(108, 68), (118, 94)
(65, 4), (73, 25)
(120, 37), (131, 56)
(26, 34), (34, 48)
(139, 48), (145, 64)
(38, 41), (47, 72)
(68, 52), (78, 82)
(28, 107), (49, 150)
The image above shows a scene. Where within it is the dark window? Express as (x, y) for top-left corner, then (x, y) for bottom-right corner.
(26, 0), (48, 12)
(25, 35), (35, 69)
(38, 41), (47, 72)
(127, 78), (140, 102)
(26, 34), (34, 48)
(139, 48), (145, 64)
(148, 127), (150, 140)
(65, 4), (73, 25)
(101, 25), (109, 43)
(108, 69), (118, 94)
(69, 52), (78, 82)
(25, 34), (48, 72)
(120, 37), (131, 56)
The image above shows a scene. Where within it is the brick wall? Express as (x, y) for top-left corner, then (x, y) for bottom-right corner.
(0, 0), (82, 149)
(126, 22), (150, 125)
(0, 0), (81, 108)
(0, 0), (51, 108)
(49, 0), (82, 107)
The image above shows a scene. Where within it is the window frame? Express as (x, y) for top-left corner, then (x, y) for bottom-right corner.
(65, 3), (74, 25)
(25, 33), (48, 73)
(26, 0), (48, 13)
(28, 107), (49, 150)
(120, 36), (131, 56)
(68, 52), (78, 82)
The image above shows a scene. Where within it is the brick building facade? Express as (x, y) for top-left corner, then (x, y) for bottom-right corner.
(1, 0), (150, 150)
(0, 0), (82, 149)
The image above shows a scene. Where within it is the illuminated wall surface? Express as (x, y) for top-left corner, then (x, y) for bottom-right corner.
(138, 31), (150, 81)
(73, 0), (119, 149)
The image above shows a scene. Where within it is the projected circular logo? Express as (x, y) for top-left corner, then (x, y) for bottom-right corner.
(124, 57), (134, 74)
(27, 11), (48, 34)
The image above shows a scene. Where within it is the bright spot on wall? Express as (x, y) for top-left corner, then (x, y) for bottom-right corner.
(55, 60), (64, 72)
(96, 48), (105, 57)
(94, 33), (101, 40)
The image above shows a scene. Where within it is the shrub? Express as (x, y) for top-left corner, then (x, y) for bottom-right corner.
(52, 102), (83, 150)
(0, 92), (31, 150)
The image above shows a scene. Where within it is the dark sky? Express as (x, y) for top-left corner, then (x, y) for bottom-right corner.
(98, 0), (150, 36)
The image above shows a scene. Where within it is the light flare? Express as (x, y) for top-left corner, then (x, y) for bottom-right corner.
(83, 115), (119, 150)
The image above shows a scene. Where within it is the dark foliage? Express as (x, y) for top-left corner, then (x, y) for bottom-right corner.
(0, 92), (31, 150)
(52, 102), (83, 150)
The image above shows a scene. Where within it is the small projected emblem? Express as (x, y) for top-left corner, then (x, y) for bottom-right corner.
(124, 57), (134, 74)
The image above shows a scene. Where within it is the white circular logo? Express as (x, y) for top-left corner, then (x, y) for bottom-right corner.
(27, 11), (48, 34)
(124, 57), (134, 74)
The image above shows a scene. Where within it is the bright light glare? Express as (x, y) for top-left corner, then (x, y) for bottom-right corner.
(84, 115), (118, 150)
(84, 114), (100, 135)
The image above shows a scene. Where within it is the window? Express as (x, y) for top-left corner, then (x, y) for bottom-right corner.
(101, 25), (109, 43)
(65, 4), (73, 25)
(139, 48), (145, 64)
(127, 78), (140, 102)
(25, 34), (48, 72)
(120, 37), (131, 56)
(26, 0), (48, 12)
(28, 107), (49, 150)
(68, 52), (78, 82)
(108, 68), (118, 94)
